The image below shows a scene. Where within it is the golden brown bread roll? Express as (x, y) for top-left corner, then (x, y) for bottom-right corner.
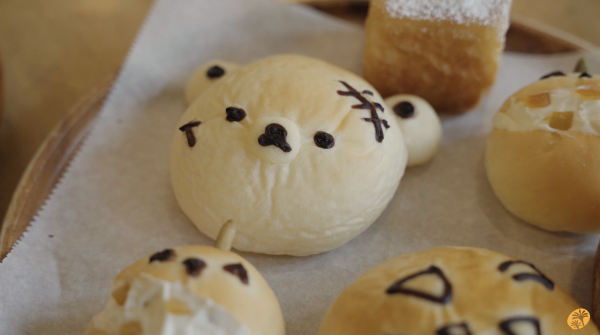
(319, 247), (598, 334)
(85, 246), (285, 335)
(485, 72), (600, 232)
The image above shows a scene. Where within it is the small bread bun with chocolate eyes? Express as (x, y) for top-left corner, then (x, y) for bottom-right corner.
(318, 247), (598, 335)
(84, 232), (285, 335)
(185, 60), (240, 104)
(385, 94), (442, 167)
(172, 54), (413, 256)
(485, 66), (600, 233)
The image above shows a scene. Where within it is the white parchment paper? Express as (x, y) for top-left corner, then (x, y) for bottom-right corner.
(1, 0), (600, 334)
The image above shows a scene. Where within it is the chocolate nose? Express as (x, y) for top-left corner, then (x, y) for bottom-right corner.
(258, 123), (292, 152)
(246, 117), (300, 164)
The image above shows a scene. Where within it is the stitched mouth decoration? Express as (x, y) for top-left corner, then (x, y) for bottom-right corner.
(337, 81), (389, 143)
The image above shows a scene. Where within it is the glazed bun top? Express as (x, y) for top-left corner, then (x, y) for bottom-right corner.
(493, 72), (600, 135)
(87, 246), (285, 335)
(318, 247), (597, 335)
(171, 54), (407, 256)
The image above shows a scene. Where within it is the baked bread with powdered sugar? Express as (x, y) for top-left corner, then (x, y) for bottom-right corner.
(363, 0), (512, 113)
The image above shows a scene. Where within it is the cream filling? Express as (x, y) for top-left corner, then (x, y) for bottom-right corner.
(493, 84), (600, 135)
(92, 274), (250, 335)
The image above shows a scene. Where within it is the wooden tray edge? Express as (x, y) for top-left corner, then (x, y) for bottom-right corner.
(0, 74), (115, 260)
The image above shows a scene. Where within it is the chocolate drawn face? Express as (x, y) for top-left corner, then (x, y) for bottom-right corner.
(177, 77), (393, 163)
(115, 247), (255, 308)
(381, 260), (555, 335)
(172, 55), (407, 256)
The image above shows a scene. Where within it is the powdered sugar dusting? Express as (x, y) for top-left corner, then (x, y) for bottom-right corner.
(385, 0), (512, 26)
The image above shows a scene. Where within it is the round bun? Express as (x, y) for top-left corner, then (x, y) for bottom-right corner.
(385, 94), (442, 167)
(485, 73), (600, 232)
(85, 246), (285, 335)
(171, 54), (408, 255)
(318, 247), (597, 335)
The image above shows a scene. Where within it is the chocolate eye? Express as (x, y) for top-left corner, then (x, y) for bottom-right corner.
(149, 249), (176, 263)
(223, 263), (249, 284)
(206, 65), (225, 78)
(386, 266), (452, 304)
(225, 107), (246, 122)
(394, 101), (415, 119)
(498, 260), (554, 290)
(183, 258), (206, 277)
(314, 131), (335, 149)
(580, 72), (592, 78)
(540, 71), (565, 80)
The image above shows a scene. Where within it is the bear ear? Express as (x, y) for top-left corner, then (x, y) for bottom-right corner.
(385, 94), (442, 167)
(185, 60), (240, 105)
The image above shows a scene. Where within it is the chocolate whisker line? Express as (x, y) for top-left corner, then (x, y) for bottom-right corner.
(337, 80), (386, 142)
(179, 120), (202, 147)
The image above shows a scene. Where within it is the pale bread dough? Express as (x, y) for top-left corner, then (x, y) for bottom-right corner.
(385, 94), (442, 167)
(318, 247), (598, 335)
(171, 55), (408, 256)
(85, 246), (285, 335)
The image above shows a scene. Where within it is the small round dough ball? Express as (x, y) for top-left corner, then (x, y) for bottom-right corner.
(171, 55), (408, 256)
(85, 246), (285, 335)
(185, 60), (240, 105)
(486, 73), (600, 232)
(385, 94), (442, 167)
(318, 247), (598, 335)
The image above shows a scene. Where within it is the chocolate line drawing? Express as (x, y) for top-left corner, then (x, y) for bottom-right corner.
(336, 80), (387, 142)
(179, 121), (202, 147)
(498, 260), (554, 290)
(386, 265), (452, 304)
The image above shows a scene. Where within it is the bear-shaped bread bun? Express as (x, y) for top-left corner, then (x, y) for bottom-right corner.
(171, 54), (441, 256)
(318, 247), (598, 335)
(486, 66), (600, 233)
(84, 243), (285, 335)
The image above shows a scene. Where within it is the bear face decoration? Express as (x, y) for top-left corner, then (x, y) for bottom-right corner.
(170, 54), (441, 256)
(318, 247), (598, 335)
(486, 66), (600, 233)
(85, 246), (285, 335)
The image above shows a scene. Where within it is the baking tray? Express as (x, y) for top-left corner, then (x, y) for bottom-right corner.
(1, 0), (598, 323)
